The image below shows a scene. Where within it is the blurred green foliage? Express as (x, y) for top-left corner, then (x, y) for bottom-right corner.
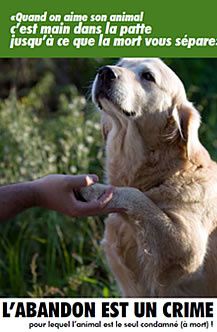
(0, 58), (216, 297)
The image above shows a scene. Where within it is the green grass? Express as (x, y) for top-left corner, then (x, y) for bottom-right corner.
(0, 73), (119, 297)
(0, 210), (119, 297)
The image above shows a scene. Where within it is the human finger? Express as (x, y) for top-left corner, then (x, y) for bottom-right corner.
(66, 174), (99, 189)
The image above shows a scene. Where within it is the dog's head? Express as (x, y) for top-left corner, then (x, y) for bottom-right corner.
(93, 58), (186, 118)
(92, 58), (209, 165)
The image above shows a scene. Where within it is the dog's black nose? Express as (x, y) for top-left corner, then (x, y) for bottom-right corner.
(97, 66), (118, 82)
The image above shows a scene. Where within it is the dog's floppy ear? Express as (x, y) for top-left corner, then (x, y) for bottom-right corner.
(176, 102), (201, 158)
(172, 102), (210, 166)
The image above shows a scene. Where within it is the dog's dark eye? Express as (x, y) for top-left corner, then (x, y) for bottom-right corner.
(141, 71), (155, 83)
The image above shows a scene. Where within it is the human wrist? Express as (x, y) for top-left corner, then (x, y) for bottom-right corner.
(29, 179), (45, 208)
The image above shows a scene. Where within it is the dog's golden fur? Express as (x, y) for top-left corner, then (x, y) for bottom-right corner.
(81, 58), (217, 296)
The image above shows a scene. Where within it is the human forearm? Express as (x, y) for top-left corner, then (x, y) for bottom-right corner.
(0, 181), (36, 222)
(0, 174), (121, 222)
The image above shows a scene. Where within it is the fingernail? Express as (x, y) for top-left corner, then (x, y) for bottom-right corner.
(89, 175), (99, 183)
(103, 191), (113, 205)
(86, 175), (98, 186)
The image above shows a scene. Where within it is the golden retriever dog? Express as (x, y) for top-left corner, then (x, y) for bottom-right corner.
(81, 58), (217, 297)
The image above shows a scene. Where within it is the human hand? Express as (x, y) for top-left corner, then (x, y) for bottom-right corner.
(32, 174), (119, 217)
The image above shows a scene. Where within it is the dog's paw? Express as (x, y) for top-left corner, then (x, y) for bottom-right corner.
(79, 183), (109, 202)
(79, 183), (147, 218)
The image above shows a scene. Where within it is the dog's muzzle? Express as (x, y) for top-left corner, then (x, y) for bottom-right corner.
(94, 66), (118, 101)
(93, 66), (137, 117)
